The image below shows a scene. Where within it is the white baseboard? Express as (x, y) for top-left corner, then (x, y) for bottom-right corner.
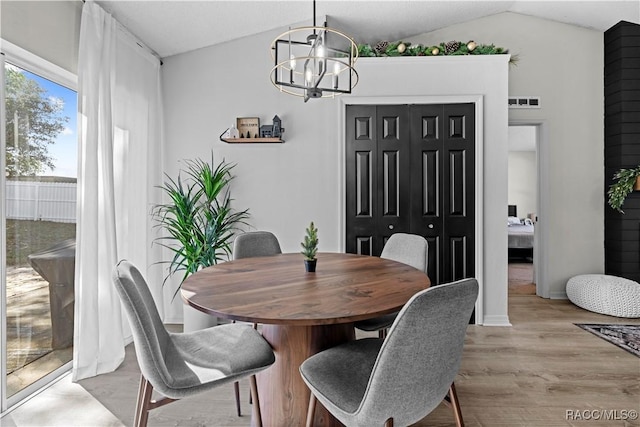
(164, 316), (183, 325)
(549, 291), (568, 300)
(481, 315), (512, 326)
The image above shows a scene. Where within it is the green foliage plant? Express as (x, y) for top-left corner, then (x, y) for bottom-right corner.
(300, 221), (319, 261)
(152, 153), (249, 297)
(608, 166), (640, 213)
(357, 40), (517, 64)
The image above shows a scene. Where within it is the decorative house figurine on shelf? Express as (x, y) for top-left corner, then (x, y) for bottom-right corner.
(272, 115), (283, 138)
(222, 125), (240, 138)
(259, 125), (272, 138)
(259, 115), (285, 138)
(228, 124), (239, 138)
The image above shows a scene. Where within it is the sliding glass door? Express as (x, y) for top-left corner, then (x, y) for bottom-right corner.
(1, 44), (77, 410)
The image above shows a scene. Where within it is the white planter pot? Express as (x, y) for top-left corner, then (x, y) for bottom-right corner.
(183, 304), (218, 332)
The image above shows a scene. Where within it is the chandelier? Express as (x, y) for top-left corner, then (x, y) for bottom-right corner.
(270, 0), (359, 102)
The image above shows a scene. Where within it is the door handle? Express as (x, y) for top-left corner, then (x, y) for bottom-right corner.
(428, 224), (434, 229)
(388, 224), (394, 230)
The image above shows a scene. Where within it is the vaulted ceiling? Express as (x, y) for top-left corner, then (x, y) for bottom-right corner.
(95, 1), (640, 59)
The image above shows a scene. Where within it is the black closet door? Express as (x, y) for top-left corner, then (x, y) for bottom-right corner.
(346, 103), (475, 287)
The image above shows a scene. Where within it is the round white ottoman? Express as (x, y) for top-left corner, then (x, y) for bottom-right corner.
(566, 274), (640, 318)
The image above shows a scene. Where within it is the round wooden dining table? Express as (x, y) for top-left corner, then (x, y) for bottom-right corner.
(180, 252), (430, 427)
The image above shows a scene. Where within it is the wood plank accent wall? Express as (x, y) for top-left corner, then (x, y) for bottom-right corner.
(604, 20), (640, 282)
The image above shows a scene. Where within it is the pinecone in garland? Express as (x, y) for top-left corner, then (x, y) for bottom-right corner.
(444, 41), (461, 54)
(374, 41), (389, 54)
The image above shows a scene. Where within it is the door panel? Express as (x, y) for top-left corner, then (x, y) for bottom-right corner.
(355, 116), (372, 140)
(346, 106), (376, 255)
(382, 150), (399, 216)
(355, 151), (372, 217)
(421, 150), (439, 216)
(441, 104), (475, 284)
(376, 105), (410, 251)
(450, 235), (468, 281)
(356, 237), (373, 256)
(449, 115), (466, 139)
(410, 104), (445, 283)
(426, 235), (441, 286)
(346, 105), (410, 255)
(449, 150), (466, 216)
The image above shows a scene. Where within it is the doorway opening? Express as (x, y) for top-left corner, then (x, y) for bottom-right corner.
(507, 124), (539, 296)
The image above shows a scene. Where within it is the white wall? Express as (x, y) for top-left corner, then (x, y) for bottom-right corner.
(407, 12), (605, 299)
(0, 1), (82, 74)
(162, 27), (510, 324)
(508, 151), (536, 220)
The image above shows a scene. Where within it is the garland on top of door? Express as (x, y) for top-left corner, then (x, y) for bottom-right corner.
(358, 40), (517, 64)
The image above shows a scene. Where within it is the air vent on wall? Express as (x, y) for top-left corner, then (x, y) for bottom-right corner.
(508, 96), (541, 109)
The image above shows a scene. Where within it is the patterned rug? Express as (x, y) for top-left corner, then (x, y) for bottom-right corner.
(576, 324), (640, 358)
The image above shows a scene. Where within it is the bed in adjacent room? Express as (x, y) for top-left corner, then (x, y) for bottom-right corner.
(508, 205), (534, 259)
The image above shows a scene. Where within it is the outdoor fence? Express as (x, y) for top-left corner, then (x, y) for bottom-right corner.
(6, 181), (76, 223)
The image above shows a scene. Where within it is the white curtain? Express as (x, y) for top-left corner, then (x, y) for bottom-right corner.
(73, 1), (164, 381)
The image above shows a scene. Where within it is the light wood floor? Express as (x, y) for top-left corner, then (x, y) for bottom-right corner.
(508, 262), (536, 295)
(3, 294), (639, 427)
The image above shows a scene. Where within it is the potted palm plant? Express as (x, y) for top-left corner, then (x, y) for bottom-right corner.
(152, 153), (249, 328)
(608, 165), (640, 213)
(300, 221), (319, 272)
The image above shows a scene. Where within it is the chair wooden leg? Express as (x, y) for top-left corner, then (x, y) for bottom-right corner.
(249, 375), (263, 427)
(384, 418), (394, 427)
(447, 382), (464, 427)
(134, 374), (178, 427)
(234, 381), (241, 416)
(305, 393), (317, 427)
(249, 322), (258, 405)
(135, 375), (154, 427)
(378, 328), (389, 339)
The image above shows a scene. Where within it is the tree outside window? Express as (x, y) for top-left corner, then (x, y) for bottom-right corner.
(5, 66), (69, 177)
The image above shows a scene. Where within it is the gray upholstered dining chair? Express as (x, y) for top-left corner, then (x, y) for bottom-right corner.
(112, 260), (275, 427)
(231, 230), (282, 414)
(233, 230), (282, 259)
(300, 278), (478, 427)
(355, 233), (429, 339)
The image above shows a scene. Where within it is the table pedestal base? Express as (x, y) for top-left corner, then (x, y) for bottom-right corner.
(253, 323), (355, 427)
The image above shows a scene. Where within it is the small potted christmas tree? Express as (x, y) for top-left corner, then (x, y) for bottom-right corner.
(300, 221), (319, 272)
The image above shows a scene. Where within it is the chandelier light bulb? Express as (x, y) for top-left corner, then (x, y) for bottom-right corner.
(333, 61), (340, 89)
(290, 55), (296, 84)
(305, 67), (313, 85)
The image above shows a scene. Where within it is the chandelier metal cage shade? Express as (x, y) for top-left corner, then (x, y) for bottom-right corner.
(270, 4), (358, 102)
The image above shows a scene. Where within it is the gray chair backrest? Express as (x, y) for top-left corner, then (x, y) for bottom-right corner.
(112, 260), (178, 394)
(381, 233), (428, 273)
(356, 278), (478, 426)
(233, 231), (282, 259)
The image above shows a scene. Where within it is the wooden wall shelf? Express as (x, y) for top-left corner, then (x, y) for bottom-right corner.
(221, 137), (284, 144)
